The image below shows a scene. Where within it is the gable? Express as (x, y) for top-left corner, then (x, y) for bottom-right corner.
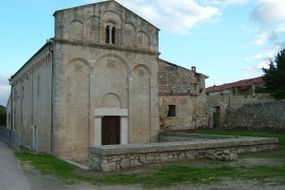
(53, 0), (159, 52)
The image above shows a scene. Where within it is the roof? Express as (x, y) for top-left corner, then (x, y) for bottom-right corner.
(206, 77), (264, 93)
(10, 41), (52, 81)
(53, 0), (160, 31)
(159, 59), (209, 78)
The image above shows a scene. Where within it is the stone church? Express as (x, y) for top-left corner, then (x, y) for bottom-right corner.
(6, 0), (207, 161)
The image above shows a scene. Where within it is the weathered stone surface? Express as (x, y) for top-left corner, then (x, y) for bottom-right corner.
(208, 95), (285, 129)
(90, 136), (278, 171)
(130, 159), (142, 167)
(159, 60), (208, 130)
(101, 162), (117, 172)
(120, 159), (130, 169)
(7, 0), (162, 161)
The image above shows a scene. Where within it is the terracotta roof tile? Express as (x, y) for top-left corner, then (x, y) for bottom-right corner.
(206, 77), (264, 93)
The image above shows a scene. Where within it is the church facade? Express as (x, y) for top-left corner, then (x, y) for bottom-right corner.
(7, 1), (207, 161)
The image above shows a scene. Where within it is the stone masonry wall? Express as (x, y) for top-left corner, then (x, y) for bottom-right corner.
(207, 95), (285, 129)
(90, 137), (278, 172)
(159, 60), (208, 130)
(226, 101), (285, 129)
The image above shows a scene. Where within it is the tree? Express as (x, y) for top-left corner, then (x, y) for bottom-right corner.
(263, 48), (285, 99)
(0, 105), (6, 126)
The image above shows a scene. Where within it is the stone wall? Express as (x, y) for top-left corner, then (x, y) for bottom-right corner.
(9, 43), (52, 153)
(53, 1), (160, 160)
(226, 101), (285, 129)
(207, 95), (285, 129)
(90, 136), (278, 172)
(159, 60), (209, 130)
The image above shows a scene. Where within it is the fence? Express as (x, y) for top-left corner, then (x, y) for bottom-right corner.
(0, 126), (20, 150)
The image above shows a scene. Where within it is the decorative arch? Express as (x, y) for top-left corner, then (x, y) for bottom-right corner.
(100, 93), (122, 108)
(137, 31), (150, 49)
(70, 20), (84, 41)
(95, 54), (130, 74)
(68, 58), (92, 73)
(131, 64), (151, 143)
(66, 58), (90, 159)
(124, 23), (136, 46)
(102, 10), (122, 25)
(87, 16), (101, 42)
(132, 64), (152, 77)
(94, 54), (129, 109)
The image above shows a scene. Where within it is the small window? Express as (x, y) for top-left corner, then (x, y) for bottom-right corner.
(106, 25), (110, 43)
(22, 86), (24, 99)
(111, 27), (116, 44)
(105, 25), (116, 44)
(168, 105), (176, 117)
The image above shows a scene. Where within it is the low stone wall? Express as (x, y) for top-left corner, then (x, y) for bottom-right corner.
(90, 137), (278, 172)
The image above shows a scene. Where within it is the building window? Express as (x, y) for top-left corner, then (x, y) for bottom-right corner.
(22, 86), (24, 99)
(105, 25), (116, 44)
(168, 105), (176, 117)
(112, 27), (116, 44)
(106, 25), (110, 43)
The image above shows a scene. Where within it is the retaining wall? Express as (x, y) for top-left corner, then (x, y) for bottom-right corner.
(90, 136), (278, 172)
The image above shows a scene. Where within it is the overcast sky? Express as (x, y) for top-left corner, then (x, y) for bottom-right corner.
(0, 0), (285, 106)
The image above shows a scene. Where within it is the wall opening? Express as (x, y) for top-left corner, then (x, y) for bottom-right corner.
(111, 27), (116, 44)
(102, 116), (120, 145)
(168, 105), (176, 117)
(105, 25), (110, 43)
(105, 25), (116, 44)
(212, 106), (221, 128)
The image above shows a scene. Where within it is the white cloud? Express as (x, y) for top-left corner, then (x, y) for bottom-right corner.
(252, 0), (285, 24)
(200, 0), (248, 6)
(254, 32), (269, 45)
(246, 45), (280, 62)
(248, 0), (285, 75)
(243, 62), (269, 72)
(222, 0), (248, 6)
(0, 75), (10, 106)
(115, 0), (220, 34)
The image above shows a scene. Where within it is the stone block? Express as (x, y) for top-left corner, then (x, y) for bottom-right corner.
(101, 162), (117, 172)
(130, 159), (142, 167)
(120, 158), (130, 169)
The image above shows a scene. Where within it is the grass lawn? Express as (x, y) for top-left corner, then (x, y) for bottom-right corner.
(190, 129), (285, 147)
(15, 129), (285, 187)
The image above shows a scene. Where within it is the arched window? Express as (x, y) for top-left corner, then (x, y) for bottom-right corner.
(106, 25), (110, 43)
(111, 27), (116, 44)
(105, 25), (116, 44)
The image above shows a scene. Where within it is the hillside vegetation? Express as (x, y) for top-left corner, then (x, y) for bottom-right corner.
(0, 105), (6, 126)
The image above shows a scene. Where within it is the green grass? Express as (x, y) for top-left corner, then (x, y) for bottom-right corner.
(15, 129), (285, 187)
(15, 152), (77, 180)
(191, 129), (285, 147)
(16, 149), (285, 187)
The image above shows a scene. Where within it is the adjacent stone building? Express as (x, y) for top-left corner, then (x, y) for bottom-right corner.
(206, 77), (266, 96)
(159, 60), (208, 130)
(6, 0), (208, 161)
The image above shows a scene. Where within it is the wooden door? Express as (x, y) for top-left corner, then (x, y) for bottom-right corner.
(102, 116), (120, 145)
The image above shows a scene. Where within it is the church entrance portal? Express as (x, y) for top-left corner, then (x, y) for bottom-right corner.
(102, 116), (120, 145)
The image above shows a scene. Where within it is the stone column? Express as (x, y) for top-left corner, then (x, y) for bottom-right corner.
(121, 116), (128, 144)
(94, 116), (102, 146)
